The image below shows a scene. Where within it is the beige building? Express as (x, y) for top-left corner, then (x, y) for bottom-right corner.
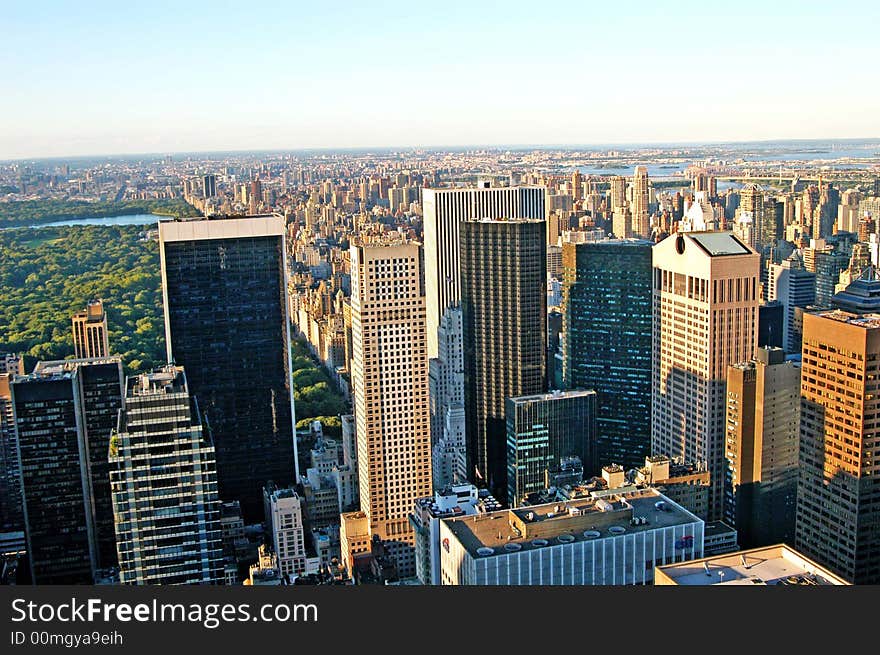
(631, 166), (651, 238)
(725, 347), (800, 549)
(340, 236), (432, 579)
(796, 309), (880, 584)
(652, 232), (759, 521)
(654, 544), (849, 585)
(71, 299), (109, 359)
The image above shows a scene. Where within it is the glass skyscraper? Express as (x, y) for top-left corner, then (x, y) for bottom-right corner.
(505, 389), (598, 507)
(461, 218), (547, 505)
(159, 216), (296, 520)
(562, 239), (653, 471)
(11, 358), (124, 583)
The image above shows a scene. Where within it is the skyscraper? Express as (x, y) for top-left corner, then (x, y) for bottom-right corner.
(109, 366), (223, 585)
(505, 389), (598, 506)
(631, 166), (651, 238)
(652, 232), (759, 520)
(202, 174), (217, 198)
(796, 307), (880, 584)
(71, 299), (110, 359)
(263, 485), (307, 581)
(609, 176), (627, 213)
(11, 358), (123, 583)
(725, 347), (800, 549)
(767, 252), (816, 353)
(562, 238), (653, 470)
(340, 236), (432, 578)
(0, 355), (24, 532)
(428, 307), (465, 489)
(421, 186), (544, 358)
(159, 215), (296, 520)
(461, 218), (547, 504)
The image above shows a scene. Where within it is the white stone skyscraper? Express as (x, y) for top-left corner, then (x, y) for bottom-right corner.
(652, 232), (759, 520)
(422, 186), (544, 358)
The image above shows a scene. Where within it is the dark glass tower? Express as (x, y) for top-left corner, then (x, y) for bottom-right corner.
(505, 389), (598, 507)
(562, 239), (653, 472)
(159, 216), (296, 520)
(460, 218), (546, 505)
(11, 358), (123, 583)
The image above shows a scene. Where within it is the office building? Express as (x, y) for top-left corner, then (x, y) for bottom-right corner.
(409, 483), (501, 585)
(505, 390), (598, 507)
(71, 299), (110, 359)
(631, 166), (651, 238)
(438, 489), (704, 585)
(263, 485), (307, 580)
(109, 366), (224, 585)
(632, 455), (711, 520)
(422, 186), (544, 358)
(11, 358), (123, 583)
(654, 544), (849, 585)
(428, 307), (464, 477)
(796, 307), (880, 584)
(461, 218), (547, 504)
(562, 239), (653, 469)
(340, 237), (432, 579)
(758, 300), (784, 349)
(159, 215), (296, 520)
(0, 355), (24, 531)
(725, 347), (801, 548)
(767, 252), (816, 353)
(202, 174), (216, 198)
(652, 232), (759, 520)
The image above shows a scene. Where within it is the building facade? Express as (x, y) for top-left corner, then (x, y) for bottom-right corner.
(11, 358), (123, 583)
(71, 299), (110, 360)
(562, 238), (653, 470)
(159, 215), (296, 520)
(652, 232), (759, 520)
(438, 489), (704, 585)
(422, 186), (544, 358)
(109, 366), (224, 585)
(505, 389), (598, 507)
(461, 218), (547, 504)
(340, 237), (432, 579)
(725, 347), (801, 549)
(263, 485), (307, 580)
(796, 309), (880, 584)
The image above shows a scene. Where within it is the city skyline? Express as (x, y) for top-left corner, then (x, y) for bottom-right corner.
(2, 1), (879, 160)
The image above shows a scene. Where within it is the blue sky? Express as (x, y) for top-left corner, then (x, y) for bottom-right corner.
(1, 0), (878, 159)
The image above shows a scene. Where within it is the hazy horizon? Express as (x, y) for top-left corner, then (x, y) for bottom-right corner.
(4, 136), (880, 165)
(3, 0), (879, 161)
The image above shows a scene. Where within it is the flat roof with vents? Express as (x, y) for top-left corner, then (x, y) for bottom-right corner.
(441, 489), (700, 559)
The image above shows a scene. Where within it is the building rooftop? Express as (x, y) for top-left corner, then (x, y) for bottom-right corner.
(442, 489), (700, 559)
(31, 357), (121, 378)
(654, 545), (849, 586)
(508, 388), (597, 404)
(813, 309), (880, 328)
(688, 231), (753, 257)
(126, 366), (186, 397)
(414, 484), (501, 521)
